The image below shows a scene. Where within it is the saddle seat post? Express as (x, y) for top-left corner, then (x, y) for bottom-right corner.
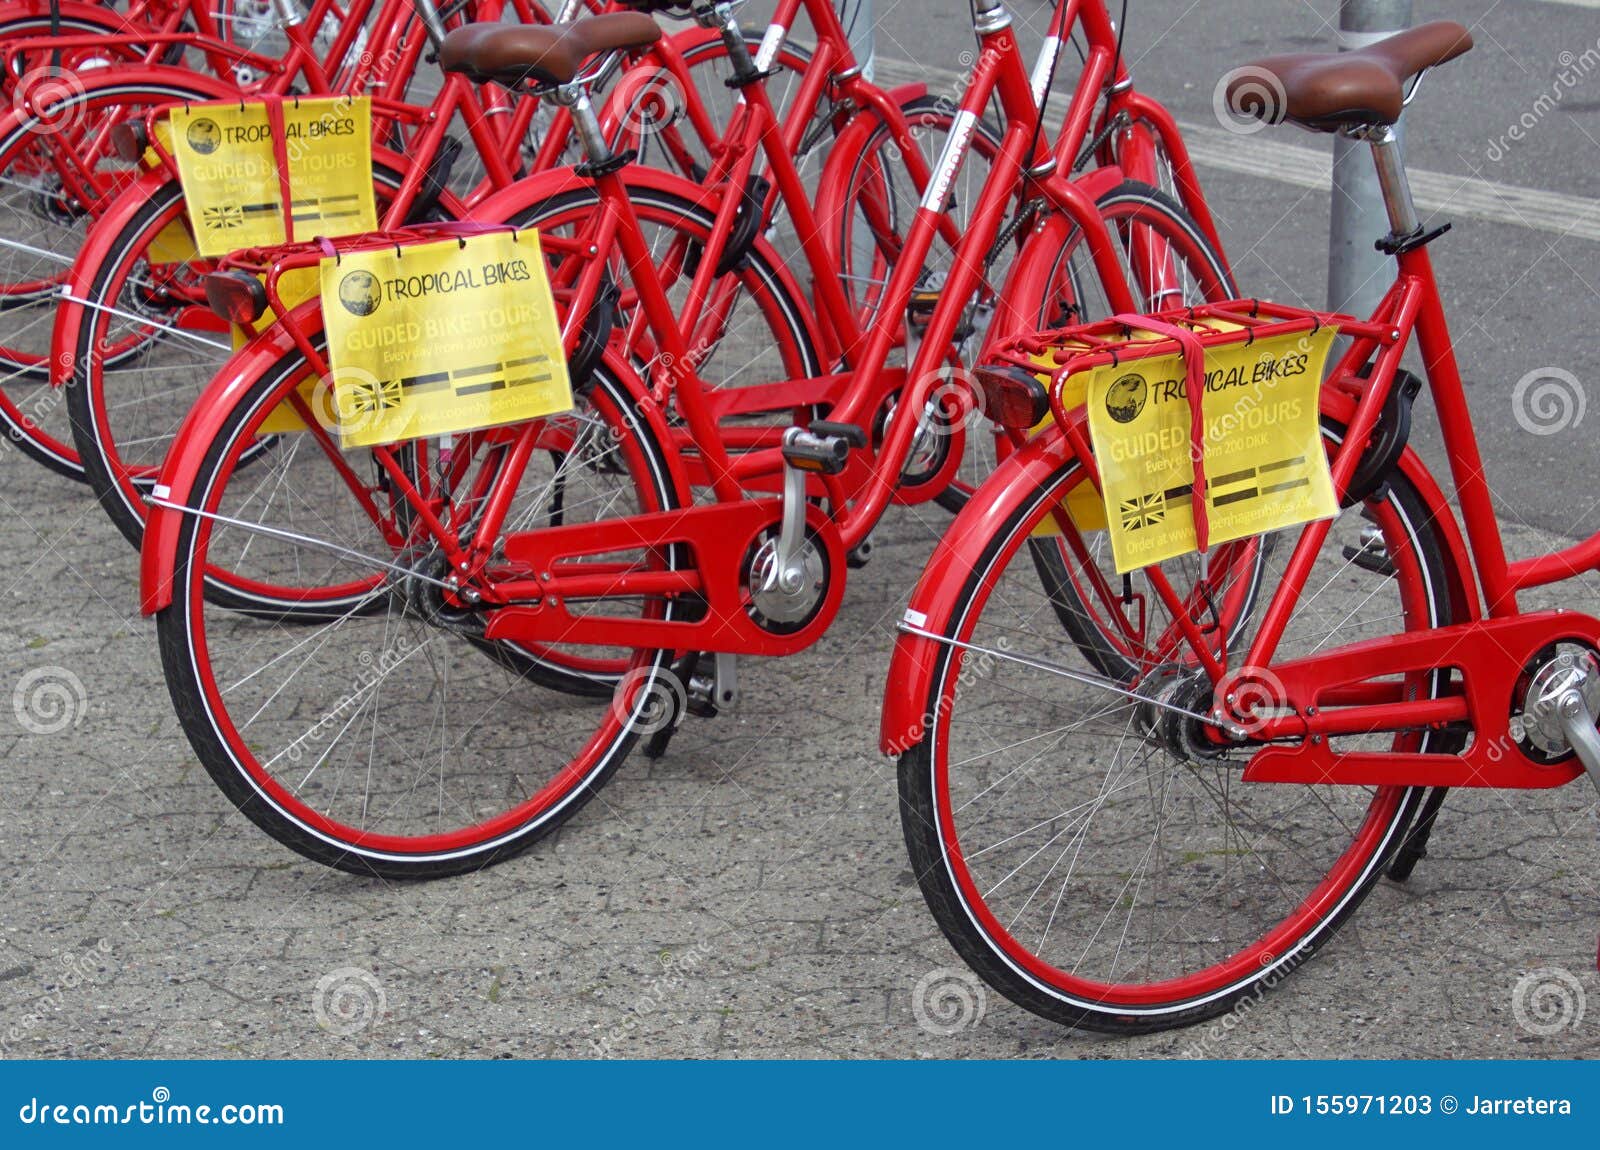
(548, 75), (616, 172)
(1362, 124), (1421, 242)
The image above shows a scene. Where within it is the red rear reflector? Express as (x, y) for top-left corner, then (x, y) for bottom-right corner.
(110, 121), (147, 164)
(975, 365), (1050, 430)
(204, 271), (269, 325)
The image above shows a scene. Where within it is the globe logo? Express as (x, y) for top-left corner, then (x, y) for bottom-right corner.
(186, 117), (221, 156)
(337, 270), (381, 317)
(1104, 373), (1148, 425)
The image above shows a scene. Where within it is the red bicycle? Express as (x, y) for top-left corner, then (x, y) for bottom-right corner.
(882, 21), (1600, 1033)
(44, 0), (844, 523)
(135, 0), (1237, 876)
(0, 0), (545, 474)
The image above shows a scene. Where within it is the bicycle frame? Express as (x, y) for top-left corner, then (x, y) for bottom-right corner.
(137, 0), (1223, 665)
(887, 225), (1598, 793)
(459, 0), (1174, 646)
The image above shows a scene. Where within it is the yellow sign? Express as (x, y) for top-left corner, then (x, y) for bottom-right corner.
(170, 96), (376, 257)
(1076, 327), (1338, 573)
(319, 230), (573, 448)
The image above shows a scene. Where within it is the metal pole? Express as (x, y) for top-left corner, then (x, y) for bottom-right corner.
(1326, 0), (1411, 317)
(839, 0), (874, 81)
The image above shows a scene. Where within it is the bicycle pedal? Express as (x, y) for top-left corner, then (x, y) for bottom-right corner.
(780, 422), (862, 476)
(907, 290), (939, 329)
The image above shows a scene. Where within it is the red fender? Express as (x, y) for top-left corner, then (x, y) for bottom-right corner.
(464, 157), (720, 228)
(0, 0), (139, 39)
(140, 299), (692, 614)
(52, 168), (179, 386)
(879, 422), (1077, 755)
(1, 63), (238, 139)
(810, 82), (930, 244)
(878, 390), (1480, 755)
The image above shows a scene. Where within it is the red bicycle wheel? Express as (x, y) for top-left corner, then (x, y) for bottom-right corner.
(896, 416), (1465, 1031)
(0, 75), (233, 476)
(155, 343), (686, 878)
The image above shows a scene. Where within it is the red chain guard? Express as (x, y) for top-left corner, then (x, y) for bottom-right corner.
(1242, 611), (1592, 788)
(482, 498), (846, 656)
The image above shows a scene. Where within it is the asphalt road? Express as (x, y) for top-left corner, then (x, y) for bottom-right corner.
(1, 0), (1598, 1061)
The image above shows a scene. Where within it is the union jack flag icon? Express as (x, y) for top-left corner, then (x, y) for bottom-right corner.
(202, 204), (243, 230)
(1119, 492), (1166, 531)
(347, 378), (405, 414)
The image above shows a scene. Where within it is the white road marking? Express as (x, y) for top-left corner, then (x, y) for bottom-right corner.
(1176, 120), (1600, 244)
(875, 55), (1600, 243)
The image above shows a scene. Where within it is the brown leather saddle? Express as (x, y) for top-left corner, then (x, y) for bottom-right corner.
(439, 13), (662, 88)
(1225, 20), (1473, 131)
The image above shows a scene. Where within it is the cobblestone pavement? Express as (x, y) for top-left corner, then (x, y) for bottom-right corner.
(0, 446), (1597, 1060)
(4, 0), (1600, 1064)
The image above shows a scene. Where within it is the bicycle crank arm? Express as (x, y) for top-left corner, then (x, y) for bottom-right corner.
(1555, 690), (1600, 798)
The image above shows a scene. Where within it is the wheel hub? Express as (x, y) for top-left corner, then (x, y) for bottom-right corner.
(1135, 666), (1236, 764)
(1514, 643), (1600, 761)
(395, 550), (483, 634)
(745, 531), (826, 631)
